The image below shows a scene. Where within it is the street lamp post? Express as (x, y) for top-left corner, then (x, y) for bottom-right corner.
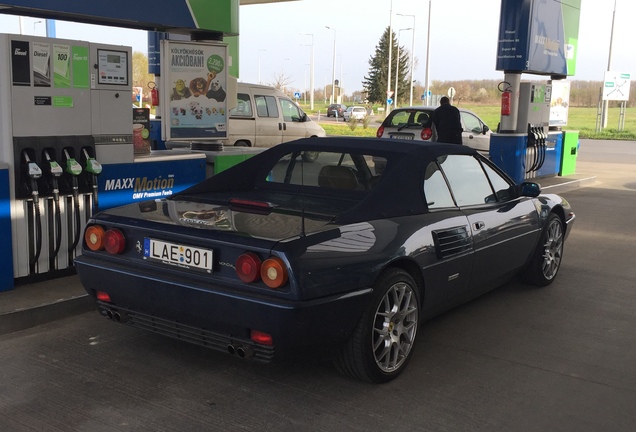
(394, 28), (412, 109)
(300, 33), (314, 110)
(33, 20), (42, 34)
(425, 0), (432, 106)
(325, 26), (336, 104)
(258, 49), (267, 84)
(397, 13), (416, 106)
(387, 0), (394, 113)
(601, 0), (618, 129)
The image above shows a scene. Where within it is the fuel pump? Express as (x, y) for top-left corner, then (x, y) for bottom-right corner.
(81, 147), (102, 214)
(63, 148), (83, 253)
(21, 150), (43, 272)
(42, 149), (63, 262)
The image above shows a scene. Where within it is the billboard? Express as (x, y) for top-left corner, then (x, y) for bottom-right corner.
(496, 0), (581, 76)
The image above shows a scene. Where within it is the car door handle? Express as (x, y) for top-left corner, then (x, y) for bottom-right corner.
(278, 123), (283, 130)
(473, 221), (485, 230)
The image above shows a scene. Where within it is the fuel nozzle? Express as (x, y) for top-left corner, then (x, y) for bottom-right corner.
(82, 148), (102, 213)
(64, 149), (83, 178)
(22, 151), (42, 196)
(43, 150), (63, 193)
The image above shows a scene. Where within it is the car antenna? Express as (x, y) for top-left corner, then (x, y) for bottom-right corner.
(300, 153), (306, 237)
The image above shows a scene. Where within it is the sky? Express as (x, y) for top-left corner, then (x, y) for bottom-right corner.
(1, 0), (635, 95)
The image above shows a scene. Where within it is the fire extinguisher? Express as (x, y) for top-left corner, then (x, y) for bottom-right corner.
(149, 82), (159, 107)
(499, 81), (512, 116)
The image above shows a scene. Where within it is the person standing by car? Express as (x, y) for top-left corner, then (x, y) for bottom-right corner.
(432, 96), (463, 145)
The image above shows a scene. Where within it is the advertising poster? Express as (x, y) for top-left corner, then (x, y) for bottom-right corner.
(163, 41), (228, 140)
(132, 108), (152, 154)
(550, 80), (570, 127)
(32, 42), (51, 87)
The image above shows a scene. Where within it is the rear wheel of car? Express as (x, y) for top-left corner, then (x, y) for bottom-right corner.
(523, 213), (564, 286)
(335, 268), (420, 383)
(234, 140), (250, 147)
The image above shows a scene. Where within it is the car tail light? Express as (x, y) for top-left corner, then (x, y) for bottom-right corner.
(260, 257), (288, 289)
(421, 127), (433, 140)
(376, 126), (385, 138)
(96, 291), (111, 302)
(236, 252), (262, 283)
(104, 228), (126, 254)
(85, 225), (105, 251)
(251, 330), (273, 346)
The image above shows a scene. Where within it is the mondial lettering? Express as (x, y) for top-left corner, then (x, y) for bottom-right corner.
(134, 176), (175, 192)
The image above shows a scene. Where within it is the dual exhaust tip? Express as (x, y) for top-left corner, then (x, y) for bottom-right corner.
(227, 343), (254, 359)
(104, 308), (254, 359)
(105, 309), (126, 323)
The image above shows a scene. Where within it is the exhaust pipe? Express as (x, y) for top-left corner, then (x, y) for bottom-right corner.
(106, 310), (114, 320)
(227, 344), (236, 355)
(113, 312), (122, 322)
(236, 345), (254, 359)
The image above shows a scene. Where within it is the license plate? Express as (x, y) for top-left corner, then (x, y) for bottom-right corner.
(390, 134), (414, 140)
(144, 238), (213, 273)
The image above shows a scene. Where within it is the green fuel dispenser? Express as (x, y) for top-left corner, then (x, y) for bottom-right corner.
(560, 131), (579, 176)
(82, 148), (102, 213)
(63, 149), (83, 252)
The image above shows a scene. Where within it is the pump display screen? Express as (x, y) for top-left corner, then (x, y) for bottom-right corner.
(97, 49), (128, 85)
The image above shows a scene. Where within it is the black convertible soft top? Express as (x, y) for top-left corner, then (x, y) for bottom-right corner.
(176, 136), (479, 224)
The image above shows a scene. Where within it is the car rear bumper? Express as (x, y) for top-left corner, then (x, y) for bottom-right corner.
(75, 256), (371, 362)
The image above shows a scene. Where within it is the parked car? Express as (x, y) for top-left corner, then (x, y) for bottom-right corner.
(326, 103), (347, 117)
(343, 106), (368, 121)
(377, 106), (491, 153)
(228, 83), (326, 151)
(75, 137), (575, 383)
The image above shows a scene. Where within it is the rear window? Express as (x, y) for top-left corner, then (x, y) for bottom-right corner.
(229, 93), (253, 117)
(387, 110), (432, 127)
(266, 151), (386, 192)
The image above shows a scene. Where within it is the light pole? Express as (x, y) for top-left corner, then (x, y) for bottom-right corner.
(33, 20), (42, 34)
(325, 26), (336, 104)
(602, 0), (617, 129)
(300, 33), (314, 110)
(258, 49), (267, 84)
(387, 0), (394, 113)
(397, 13), (416, 106)
(425, 0), (432, 106)
(394, 28), (412, 109)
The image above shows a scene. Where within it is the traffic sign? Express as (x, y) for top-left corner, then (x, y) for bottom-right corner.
(387, 98), (393, 105)
(448, 87), (456, 99)
(294, 91), (301, 99)
(603, 71), (631, 101)
(387, 90), (394, 98)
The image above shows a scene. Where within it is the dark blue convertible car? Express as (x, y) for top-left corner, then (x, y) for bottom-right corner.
(75, 137), (575, 383)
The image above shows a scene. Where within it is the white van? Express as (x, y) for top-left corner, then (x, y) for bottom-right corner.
(226, 83), (325, 148)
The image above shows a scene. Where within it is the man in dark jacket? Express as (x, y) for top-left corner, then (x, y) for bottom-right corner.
(432, 96), (463, 144)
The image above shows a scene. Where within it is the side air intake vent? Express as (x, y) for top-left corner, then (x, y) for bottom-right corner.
(432, 226), (472, 259)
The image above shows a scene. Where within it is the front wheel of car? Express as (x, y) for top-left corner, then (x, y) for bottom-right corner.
(523, 213), (564, 286)
(335, 268), (420, 383)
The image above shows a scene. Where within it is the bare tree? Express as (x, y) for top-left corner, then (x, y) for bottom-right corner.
(267, 71), (294, 93)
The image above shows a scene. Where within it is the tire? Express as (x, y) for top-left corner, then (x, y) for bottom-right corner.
(523, 213), (564, 286)
(302, 151), (319, 163)
(335, 268), (420, 383)
(234, 140), (250, 147)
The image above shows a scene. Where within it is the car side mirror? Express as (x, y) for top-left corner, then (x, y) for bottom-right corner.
(483, 124), (490, 134)
(517, 181), (541, 197)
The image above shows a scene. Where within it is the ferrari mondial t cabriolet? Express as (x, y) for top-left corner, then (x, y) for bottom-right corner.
(75, 137), (575, 383)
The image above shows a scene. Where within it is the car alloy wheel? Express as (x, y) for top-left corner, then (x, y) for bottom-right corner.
(523, 213), (564, 286)
(372, 280), (419, 373)
(335, 268), (420, 383)
(540, 215), (564, 280)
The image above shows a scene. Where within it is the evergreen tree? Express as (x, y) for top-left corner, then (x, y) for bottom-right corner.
(363, 27), (411, 105)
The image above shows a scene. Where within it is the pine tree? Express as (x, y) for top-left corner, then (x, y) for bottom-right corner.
(362, 27), (411, 105)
